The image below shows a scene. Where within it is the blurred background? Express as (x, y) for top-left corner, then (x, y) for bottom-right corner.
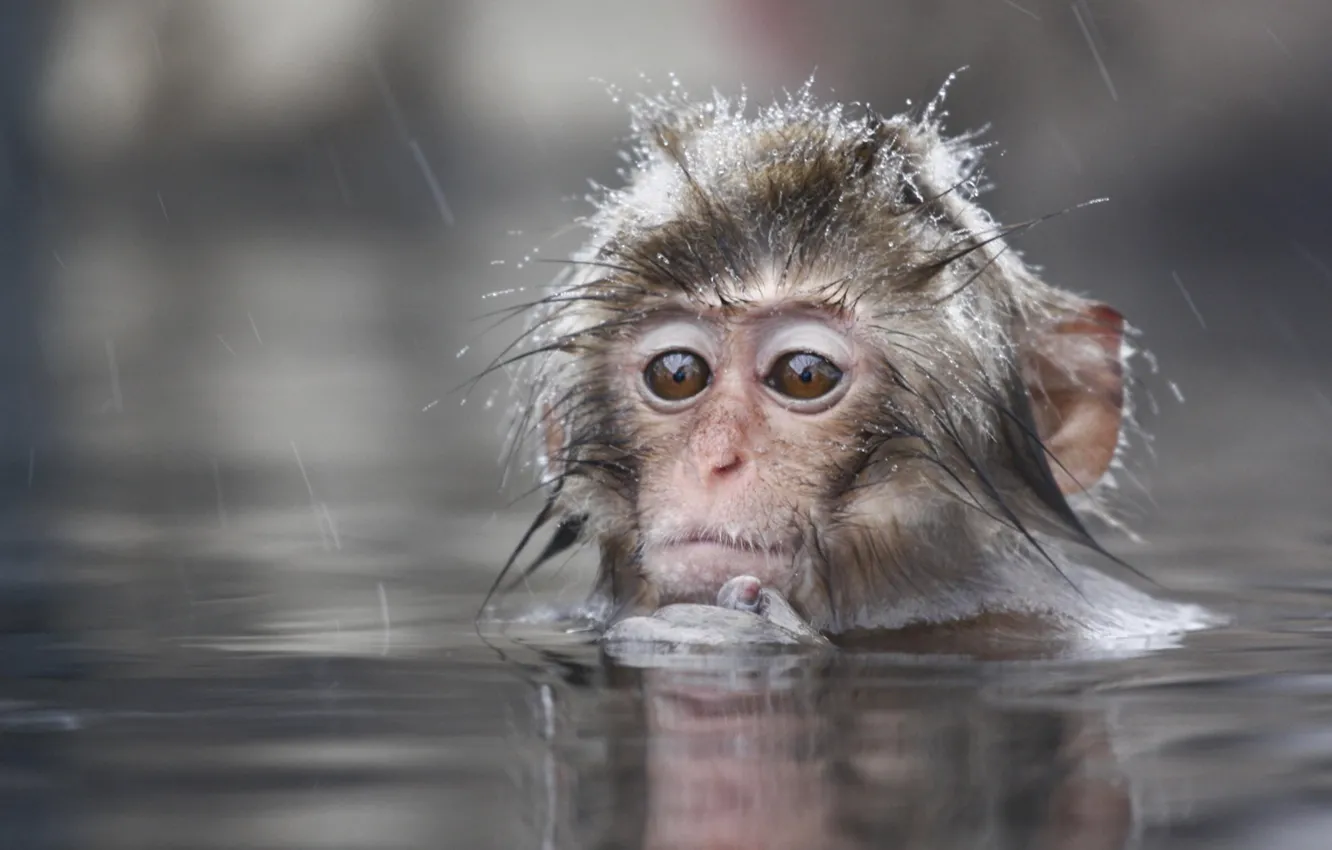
(1, 0), (1329, 654)
(4, 2), (1332, 848)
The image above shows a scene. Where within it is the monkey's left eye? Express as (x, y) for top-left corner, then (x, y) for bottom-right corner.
(644, 350), (711, 402)
(765, 352), (843, 401)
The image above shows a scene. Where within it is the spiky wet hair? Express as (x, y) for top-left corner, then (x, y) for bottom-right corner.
(486, 82), (1139, 630)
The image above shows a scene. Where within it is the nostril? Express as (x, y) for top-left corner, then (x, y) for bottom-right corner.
(711, 453), (744, 477)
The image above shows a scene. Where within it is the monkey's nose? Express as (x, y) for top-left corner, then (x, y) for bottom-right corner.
(688, 408), (751, 482)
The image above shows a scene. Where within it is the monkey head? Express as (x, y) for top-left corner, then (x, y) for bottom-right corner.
(510, 87), (1128, 633)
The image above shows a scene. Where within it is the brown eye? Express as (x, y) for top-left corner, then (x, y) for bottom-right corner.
(644, 350), (711, 401)
(765, 352), (843, 400)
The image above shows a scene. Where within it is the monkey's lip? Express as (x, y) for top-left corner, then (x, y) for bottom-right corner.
(643, 534), (798, 602)
(651, 534), (798, 571)
(660, 532), (792, 557)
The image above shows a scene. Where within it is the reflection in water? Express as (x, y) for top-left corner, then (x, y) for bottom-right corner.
(526, 651), (1135, 850)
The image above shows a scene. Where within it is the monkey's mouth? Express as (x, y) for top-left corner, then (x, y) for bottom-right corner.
(643, 530), (799, 602)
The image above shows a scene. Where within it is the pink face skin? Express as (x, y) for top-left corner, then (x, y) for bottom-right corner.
(623, 300), (862, 604)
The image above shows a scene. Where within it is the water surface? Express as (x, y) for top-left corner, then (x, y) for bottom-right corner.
(6, 498), (1332, 850)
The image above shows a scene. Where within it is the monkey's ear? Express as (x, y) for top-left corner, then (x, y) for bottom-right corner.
(1020, 303), (1125, 495)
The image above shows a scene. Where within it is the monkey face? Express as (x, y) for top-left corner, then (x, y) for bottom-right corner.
(533, 267), (1128, 627)
(616, 298), (866, 604)
(593, 285), (1127, 621)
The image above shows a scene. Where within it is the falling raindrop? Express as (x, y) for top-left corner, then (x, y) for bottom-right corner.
(1071, 3), (1118, 101)
(1171, 271), (1207, 329)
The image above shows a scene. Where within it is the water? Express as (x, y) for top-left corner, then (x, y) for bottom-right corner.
(6, 495), (1332, 850)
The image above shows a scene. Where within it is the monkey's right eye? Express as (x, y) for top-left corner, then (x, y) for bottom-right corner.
(644, 350), (711, 402)
(765, 351), (843, 401)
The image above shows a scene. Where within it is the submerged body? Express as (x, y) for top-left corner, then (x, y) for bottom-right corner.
(496, 83), (1214, 648)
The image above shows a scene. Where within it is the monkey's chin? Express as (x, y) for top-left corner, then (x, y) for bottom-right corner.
(641, 542), (797, 605)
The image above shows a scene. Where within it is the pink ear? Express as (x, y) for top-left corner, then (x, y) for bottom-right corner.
(1021, 304), (1125, 495)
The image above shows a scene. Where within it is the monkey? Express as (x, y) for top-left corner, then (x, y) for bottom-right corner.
(484, 81), (1215, 650)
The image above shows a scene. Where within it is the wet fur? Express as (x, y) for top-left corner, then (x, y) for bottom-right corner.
(486, 82), (1186, 639)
